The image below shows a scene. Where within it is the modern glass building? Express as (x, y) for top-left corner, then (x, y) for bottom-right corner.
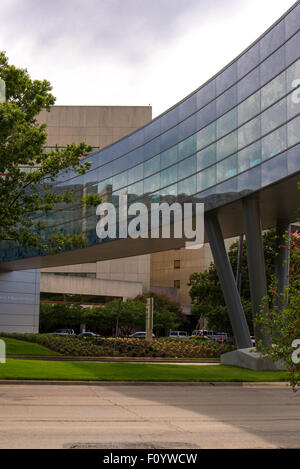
(0, 2), (299, 343)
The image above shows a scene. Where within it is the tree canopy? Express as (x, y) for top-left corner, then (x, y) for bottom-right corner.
(0, 51), (100, 253)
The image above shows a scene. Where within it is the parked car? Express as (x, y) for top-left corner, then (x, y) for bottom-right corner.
(169, 331), (188, 338)
(191, 329), (214, 338)
(78, 332), (99, 338)
(129, 332), (155, 338)
(51, 329), (75, 336)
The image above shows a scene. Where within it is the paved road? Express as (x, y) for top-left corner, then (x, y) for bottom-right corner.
(0, 384), (299, 449)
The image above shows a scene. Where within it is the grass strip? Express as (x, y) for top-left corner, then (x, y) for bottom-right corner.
(0, 359), (289, 382)
(1, 337), (60, 356)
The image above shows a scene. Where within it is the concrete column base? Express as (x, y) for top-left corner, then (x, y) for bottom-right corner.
(221, 348), (286, 371)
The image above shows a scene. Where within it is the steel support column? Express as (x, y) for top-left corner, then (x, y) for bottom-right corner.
(205, 212), (252, 349)
(243, 197), (271, 346)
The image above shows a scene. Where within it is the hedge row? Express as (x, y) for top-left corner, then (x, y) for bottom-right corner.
(0, 333), (234, 358)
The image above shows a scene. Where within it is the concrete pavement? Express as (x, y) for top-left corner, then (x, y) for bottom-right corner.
(0, 384), (299, 449)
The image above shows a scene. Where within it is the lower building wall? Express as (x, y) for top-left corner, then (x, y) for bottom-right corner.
(0, 269), (40, 333)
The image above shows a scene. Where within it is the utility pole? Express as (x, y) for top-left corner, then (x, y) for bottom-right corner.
(146, 297), (154, 342)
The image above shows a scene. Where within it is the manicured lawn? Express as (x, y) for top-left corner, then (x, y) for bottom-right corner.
(0, 359), (289, 382)
(1, 337), (59, 356)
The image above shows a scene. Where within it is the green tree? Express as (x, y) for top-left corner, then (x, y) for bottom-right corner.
(256, 231), (300, 390)
(189, 230), (278, 333)
(39, 302), (85, 333)
(0, 51), (100, 253)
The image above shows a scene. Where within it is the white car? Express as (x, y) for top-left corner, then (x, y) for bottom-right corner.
(169, 331), (188, 338)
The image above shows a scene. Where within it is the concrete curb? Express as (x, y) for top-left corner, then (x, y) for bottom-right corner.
(0, 380), (290, 387)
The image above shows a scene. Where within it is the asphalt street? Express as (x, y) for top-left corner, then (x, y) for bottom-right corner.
(0, 384), (299, 449)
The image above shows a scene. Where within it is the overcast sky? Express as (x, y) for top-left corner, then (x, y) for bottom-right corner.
(0, 0), (297, 117)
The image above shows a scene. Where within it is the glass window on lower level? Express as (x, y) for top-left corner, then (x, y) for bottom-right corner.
(128, 163), (143, 185)
(262, 126), (287, 160)
(178, 175), (197, 197)
(178, 154), (196, 179)
(160, 164), (178, 188)
(197, 165), (216, 192)
(197, 144), (216, 170)
(287, 115), (300, 147)
(238, 141), (261, 172)
(113, 171), (127, 191)
(144, 154), (160, 178)
(217, 154), (238, 182)
(174, 280), (180, 289)
(144, 173), (160, 194)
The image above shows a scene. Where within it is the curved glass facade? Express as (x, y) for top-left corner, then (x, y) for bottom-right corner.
(1, 1), (300, 262)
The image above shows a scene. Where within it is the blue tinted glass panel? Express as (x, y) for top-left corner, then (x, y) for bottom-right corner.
(217, 108), (237, 138)
(197, 166), (216, 191)
(238, 116), (261, 148)
(97, 178), (112, 194)
(112, 171), (127, 191)
(238, 67), (260, 101)
(113, 155), (128, 174)
(238, 141), (261, 172)
(159, 183), (177, 198)
(197, 144), (216, 170)
(261, 71), (286, 110)
(178, 175), (196, 197)
(144, 154), (160, 177)
(216, 85), (237, 115)
(160, 147), (178, 169)
(260, 47), (285, 86)
(178, 134), (196, 160)
(143, 137), (160, 160)
(260, 20), (285, 60)
(144, 173), (160, 193)
(160, 107), (179, 132)
(196, 80), (216, 108)
(287, 59), (300, 92)
(285, 2), (300, 39)
(178, 94), (197, 120)
(238, 91), (260, 125)
(287, 115), (300, 146)
(160, 126), (179, 152)
(128, 181), (143, 197)
(262, 152), (288, 186)
(178, 113), (197, 140)
(144, 119), (160, 141)
(197, 123), (216, 150)
(261, 98), (287, 134)
(217, 155), (237, 182)
(160, 165), (178, 188)
(178, 155), (196, 179)
(262, 126), (287, 159)
(216, 63), (237, 94)
(286, 31), (300, 67)
(128, 163), (143, 184)
(217, 131), (238, 161)
(237, 43), (260, 78)
(196, 101), (216, 129)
